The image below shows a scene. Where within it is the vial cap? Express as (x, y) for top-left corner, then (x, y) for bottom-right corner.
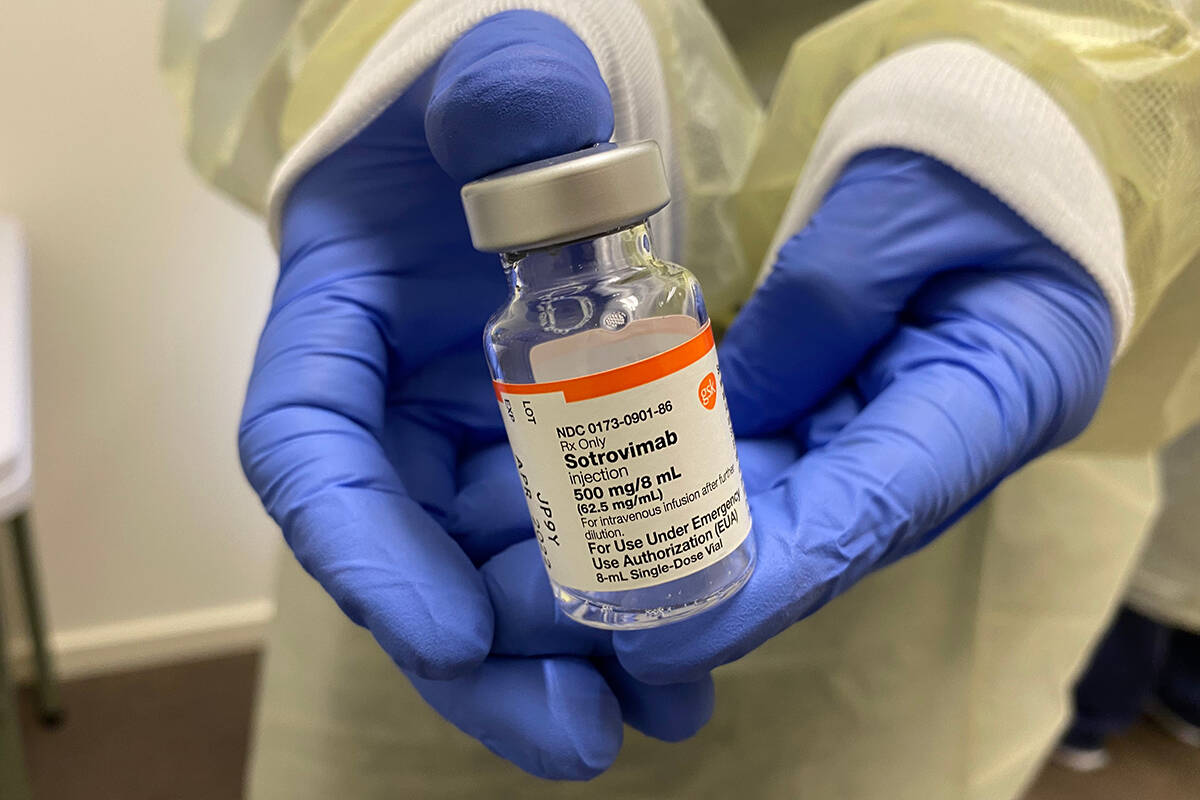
(460, 140), (670, 253)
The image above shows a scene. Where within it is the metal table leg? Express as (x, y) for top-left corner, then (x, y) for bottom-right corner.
(0, 535), (32, 800)
(9, 512), (62, 724)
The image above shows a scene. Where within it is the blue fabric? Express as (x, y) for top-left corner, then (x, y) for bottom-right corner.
(243, 9), (1114, 778)
(1066, 607), (1169, 746)
(1065, 606), (1200, 747)
(1160, 628), (1200, 724)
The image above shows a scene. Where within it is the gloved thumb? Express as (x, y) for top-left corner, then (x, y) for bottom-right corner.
(425, 10), (614, 183)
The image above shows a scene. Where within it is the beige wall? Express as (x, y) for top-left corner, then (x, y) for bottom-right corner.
(0, 1), (280, 673)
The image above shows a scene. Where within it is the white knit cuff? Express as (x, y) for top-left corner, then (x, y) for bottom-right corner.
(762, 40), (1132, 354)
(265, 0), (680, 260)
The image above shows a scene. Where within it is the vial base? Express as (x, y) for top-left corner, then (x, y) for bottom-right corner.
(551, 536), (755, 630)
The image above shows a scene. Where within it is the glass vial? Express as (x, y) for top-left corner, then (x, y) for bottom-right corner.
(462, 142), (754, 629)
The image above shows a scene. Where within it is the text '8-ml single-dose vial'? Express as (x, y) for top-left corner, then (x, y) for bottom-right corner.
(462, 141), (754, 629)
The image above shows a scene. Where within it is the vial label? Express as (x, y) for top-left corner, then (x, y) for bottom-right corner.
(495, 322), (752, 592)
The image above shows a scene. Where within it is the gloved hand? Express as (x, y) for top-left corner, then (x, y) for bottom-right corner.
(611, 148), (1114, 683)
(239, 10), (712, 779)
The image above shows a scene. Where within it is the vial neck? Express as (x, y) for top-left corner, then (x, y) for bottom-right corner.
(503, 223), (655, 292)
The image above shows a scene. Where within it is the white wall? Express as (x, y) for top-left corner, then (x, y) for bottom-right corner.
(0, 1), (280, 676)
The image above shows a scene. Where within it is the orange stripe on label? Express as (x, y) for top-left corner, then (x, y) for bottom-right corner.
(494, 322), (715, 403)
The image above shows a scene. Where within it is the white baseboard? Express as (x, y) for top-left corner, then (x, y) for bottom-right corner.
(7, 599), (275, 683)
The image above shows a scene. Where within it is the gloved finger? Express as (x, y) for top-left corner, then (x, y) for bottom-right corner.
(409, 656), (623, 780)
(483, 538), (613, 657)
(449, 443), (536, 564)
(792, 387), (863, 452)
(736, 437), (802, 496)
(616, 266), (1112, 684)
(240, 290), (493, 680)
(596, 657), (715, 743)
(719, 148), (1077, 436)
(379, 346), (508, 530)
(480, 540), (713, 742)
(426, 9), (614, 183)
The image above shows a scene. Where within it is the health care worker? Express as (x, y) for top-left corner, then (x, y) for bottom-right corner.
(162, 1), (1200, 797)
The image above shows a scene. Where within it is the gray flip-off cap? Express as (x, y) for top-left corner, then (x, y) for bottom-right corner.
(461, 140), (670, 253)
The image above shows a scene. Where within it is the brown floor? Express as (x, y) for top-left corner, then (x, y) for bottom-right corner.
(17, 652), (258, 800)
(1026, 719), (1200, 800)
(15, 652), (1200, 799)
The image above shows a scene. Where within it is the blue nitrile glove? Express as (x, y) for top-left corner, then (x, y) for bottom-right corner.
(611, 148), (1115, 684)
(239, 10), (713, 780)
